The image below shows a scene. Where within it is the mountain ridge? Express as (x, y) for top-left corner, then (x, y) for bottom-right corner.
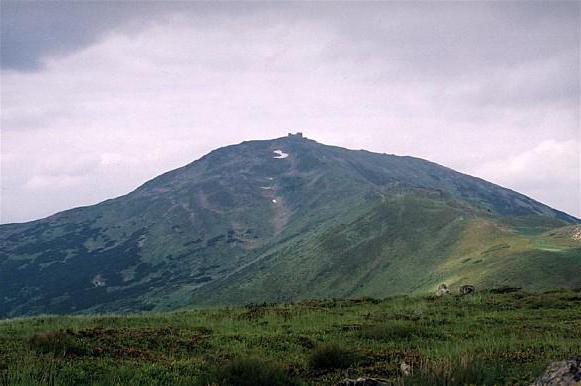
(3, 135), (577, 225)
(1, 135), (579, 317)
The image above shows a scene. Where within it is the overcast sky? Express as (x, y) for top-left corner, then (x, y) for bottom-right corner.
(1, 1), (580, 223)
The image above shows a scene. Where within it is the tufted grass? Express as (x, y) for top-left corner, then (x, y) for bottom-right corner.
(0, 289), (580, 385)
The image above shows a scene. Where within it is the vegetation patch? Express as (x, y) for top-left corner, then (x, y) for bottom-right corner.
(488, 286), (522, 294)
(481, 243), (511, 255)
(358, 321), (447, 341)
(204, 356), (299, 386)
(2, 290), (580, 385)
(28, 330), (87, 357)
(309, 343), (359, 370)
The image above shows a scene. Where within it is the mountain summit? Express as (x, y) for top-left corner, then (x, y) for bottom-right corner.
(1, 135), (579, 317)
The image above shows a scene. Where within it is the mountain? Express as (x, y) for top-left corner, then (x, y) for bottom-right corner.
(1, 134), (580, 317)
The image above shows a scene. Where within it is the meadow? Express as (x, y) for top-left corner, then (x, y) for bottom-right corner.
(1, 289), (580, 385)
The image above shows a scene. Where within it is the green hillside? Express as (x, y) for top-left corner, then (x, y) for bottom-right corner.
(192, 197), (581, 306)
(1, 290), (580, 385)
(1, 135), (579, 317)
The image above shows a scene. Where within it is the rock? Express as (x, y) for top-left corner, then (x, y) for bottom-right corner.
(532, 357), (581, 385)
(401, 361), (412, 376)
(571, 225), (581, 241)
(335, 378), (388, 386)
(459, 285), (475, 296)
(435, 283), (450, 297)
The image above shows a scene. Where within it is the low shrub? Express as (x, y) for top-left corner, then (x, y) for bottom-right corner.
(359, 322), (445, 341)
(403, 356), (524, 386)
(309, 343), (357, 370)
(489, 286), (522, 294)
(28, 330), (86, 357)
(207, 356), (299, 386)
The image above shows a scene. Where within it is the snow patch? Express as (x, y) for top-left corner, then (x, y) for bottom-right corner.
(92, 274), (106, 287)
(273, 149), (288, 159)
(137, 235), (146, 248)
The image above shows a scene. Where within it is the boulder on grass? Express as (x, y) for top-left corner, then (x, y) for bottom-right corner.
(335, 377), (388, 386)
(532, 357), (581, 386)
(435, 283), (450, 297)
(401, 361), (412, 376)
(459, 285), (476, 296)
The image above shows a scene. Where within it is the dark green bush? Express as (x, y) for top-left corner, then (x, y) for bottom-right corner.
(309, 343), (357, 370)
(359, 321), (445, 341)
(489, 286), (522, 294)
(28, 330), (86, 357)
(404, 357), (518, 386)
(208, 356), (299, 386)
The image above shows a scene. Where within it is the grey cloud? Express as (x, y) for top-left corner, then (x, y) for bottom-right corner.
(1, 1), (131, 70)
(326, 2), (579, 85)
(0, 1), (288, 71)
(3, 1), (579, 75)
(1, 1), (579, 222)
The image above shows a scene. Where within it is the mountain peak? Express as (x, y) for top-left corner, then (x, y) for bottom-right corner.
(286, 131), (305, 139)
(1, 136), (579, 317)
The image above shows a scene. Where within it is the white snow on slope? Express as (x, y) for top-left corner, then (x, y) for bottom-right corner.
(273, 149), (289, 159)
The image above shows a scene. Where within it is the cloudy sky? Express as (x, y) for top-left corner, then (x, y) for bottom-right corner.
(1, 1), (579, 223)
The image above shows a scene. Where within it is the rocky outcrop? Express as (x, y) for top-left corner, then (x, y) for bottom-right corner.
(459, 285), (475, 296)
(435, 283), (450, 296)
(400, 361), (412, 376)
(532, 357), (581, 385)
(336, 378), (388, 386)
(571, 226), (581, 241)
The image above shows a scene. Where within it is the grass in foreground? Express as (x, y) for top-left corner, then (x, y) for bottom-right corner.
(0, 289), (580, 385)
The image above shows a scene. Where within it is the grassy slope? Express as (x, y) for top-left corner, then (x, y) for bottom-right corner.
(437, 220), (581, 291)
(1, 290), (580, 385)
(189, 194), (581, 306)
